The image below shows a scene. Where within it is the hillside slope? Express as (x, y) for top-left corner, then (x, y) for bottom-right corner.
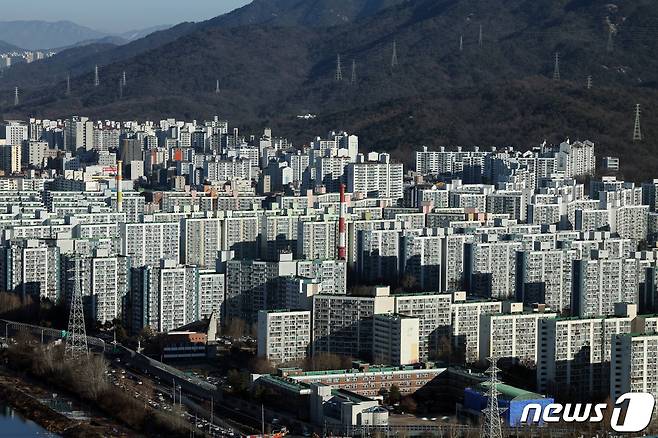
(0, 41), (23, 53)
(0, 0), (405, 92)
(3, 0), (658, 179)
(0, 21), (107, 50)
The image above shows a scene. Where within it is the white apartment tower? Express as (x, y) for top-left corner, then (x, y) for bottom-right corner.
(394, 292), (452, 361)
(257, 310), (311, 364)
(450, 294), (502, 363)
(611, 333), (658, 400)
(120, 222), (180, 267)
(347, 154), (403, 199)
(372, 314), (420, 366)
(183, 217), (223, 268)
(537, 312), (634, 397)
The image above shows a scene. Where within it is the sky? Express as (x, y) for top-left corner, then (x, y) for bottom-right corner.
(0, 0), (252, 33)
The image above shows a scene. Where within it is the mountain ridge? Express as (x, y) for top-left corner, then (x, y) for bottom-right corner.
(3, 0), (658, 179)
(0, 20), (108, 50)
(0, 40), (24, 53)
(0, 0), (408, 91)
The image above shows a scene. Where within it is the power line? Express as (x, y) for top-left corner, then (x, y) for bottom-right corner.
(335, 54), (343, 82)
(391, 40), (398, 68)
(633, 104), (643, 142)
(65, 256), (88, 359)
(482, 356), (504, 438)
(351, 59), (356, 86)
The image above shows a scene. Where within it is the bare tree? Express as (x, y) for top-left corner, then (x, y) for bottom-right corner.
(77, 354), (109, 400)
(224, 318), (247, 339)
(400, 396), (418, 414)
(304, 353), (352, 371)
(251, 356), (275, 374)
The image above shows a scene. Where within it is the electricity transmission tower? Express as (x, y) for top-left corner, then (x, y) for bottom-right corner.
(119, 79), (123, 99)
(482, 356), (504, 438)
(122, 71), (127, 87)
(65, 257), (88, 358)
(215, 79), (220, 94)
(335, 54), (343, 81)
(553, 52), (560, 80)
(351, 59), (356, 86)
(586, 75), (592, 90)
(66, 73), (71, 96)
(391, 40), (398, 68)
(13, 87), (19, 106)
(459, 35), (464, 52)
(633, 104), (643, 142)
(94, 64), (100, 87)
(607, 30), (614, 53)
(479, 25), (483, 48)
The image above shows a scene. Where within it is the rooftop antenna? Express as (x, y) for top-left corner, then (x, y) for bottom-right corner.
(351, 59), (356, 86)
(94, 64), (99, 87)
(66, 73), (71, 96)
(607, 29), (614, 53)
(633, 104), (643, 142)
(459, 35), (464, 52)
(121, 71), (127, 87)
(586, 75), (592, 90)
(482, 356), (504, 438)
(13, 87), (19, 106)
(215, 79), (220, 94)
(479, 24), (483, 48)
(65, 256), (88, 359)
(335, 54), (343, 81)
(553, 52), (560, 80)
(391, 40), (398, 68)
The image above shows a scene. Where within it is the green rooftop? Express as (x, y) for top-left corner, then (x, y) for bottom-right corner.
(259, 375), (310, 393)
(479, 381), (544, 401)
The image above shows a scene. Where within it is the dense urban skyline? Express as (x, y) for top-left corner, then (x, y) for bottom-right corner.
(1, 0), (657, 436)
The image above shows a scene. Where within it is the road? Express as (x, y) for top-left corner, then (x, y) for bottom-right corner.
(1, 320), (298, 437)
(109, 359), (246, 437)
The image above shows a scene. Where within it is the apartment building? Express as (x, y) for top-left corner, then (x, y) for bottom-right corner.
(257, 310), (311, 364)
(182, 217), (223, 268)
(573, 253), (639, 317)
(516, 246), (576, 312)
(346, 154), (403, 199)
(394, 292), (452, 361)
(282, 364), (446, 398)
(312, 286), (394, 358)
(357, 228), (401, 284)
(401, 230), (444, 291)
(120, 221), (180, 267)
(451, 293), (503, 363)
(1, 239), (60, 300)
(611, 333), (658, 400)
(372, 314), (420, 366)
(467, 237), (522, 299)
(479, 305), (557, 365)
(537, 305), (636, 398)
